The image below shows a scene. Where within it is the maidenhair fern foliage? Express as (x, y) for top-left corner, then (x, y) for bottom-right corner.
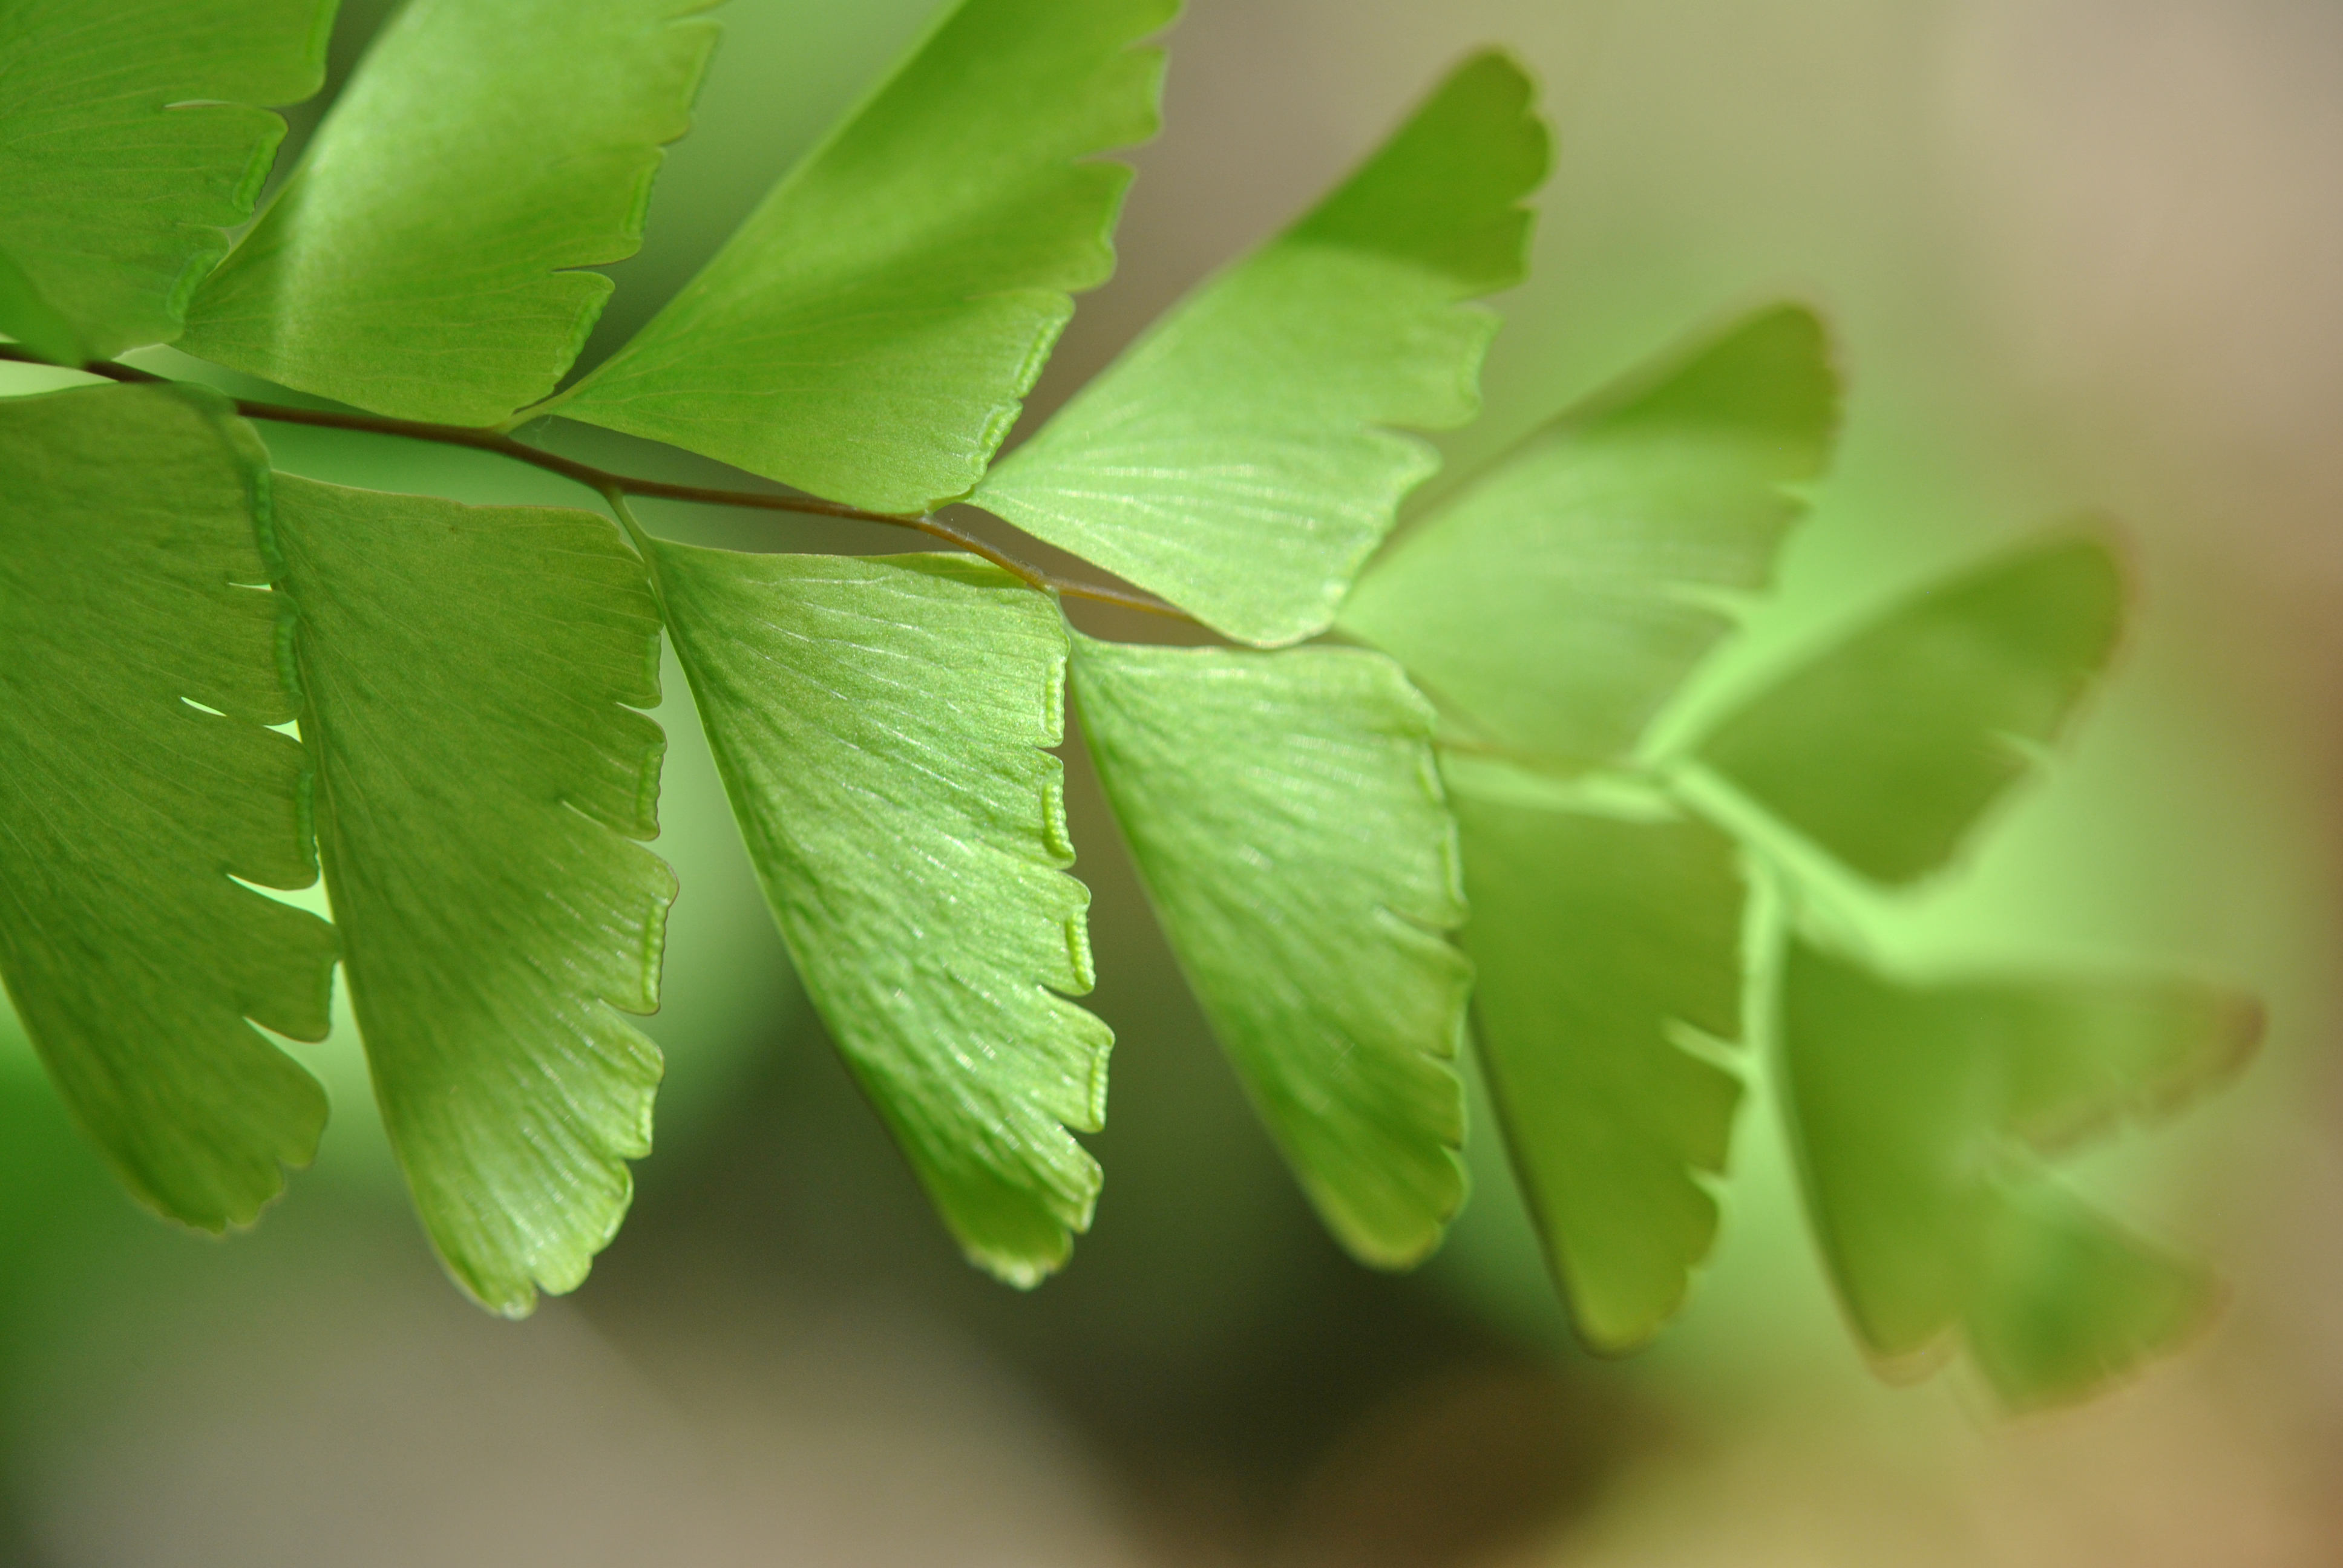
(0, 0), (2258, 1406)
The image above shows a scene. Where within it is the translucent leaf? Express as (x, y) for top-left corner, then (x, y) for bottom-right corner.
(1446, 766), (1745, 1351)
(1072, 635), (1472, 1266)
(556, 0), (1174, 513)
(0, 0), (333, 363)
(1696, 534), (2126, 885)
(1777, 939), (2258, 1405)
(182, 0), (720, 424)
(977, 53), (1547, 647)
(1962, 1181), (2220, 1411)
(274, 477), (673, 1316)
(1343, 305), (1838, 762)
(649, 546), (1110, 1285)
(0, 382), (336, 1228)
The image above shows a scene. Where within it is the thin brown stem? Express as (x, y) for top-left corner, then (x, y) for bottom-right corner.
(0, 345), (1196, 621)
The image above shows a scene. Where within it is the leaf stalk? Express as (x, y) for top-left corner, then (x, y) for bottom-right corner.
(0, 347), (1193, 621)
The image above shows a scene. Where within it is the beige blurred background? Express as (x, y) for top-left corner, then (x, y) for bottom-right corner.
(3, 1), (2339, 1563)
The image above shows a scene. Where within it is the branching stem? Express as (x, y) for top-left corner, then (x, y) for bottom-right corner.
(0, 347), (1193, 621)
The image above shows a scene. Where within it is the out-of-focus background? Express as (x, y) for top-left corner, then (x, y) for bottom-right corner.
(2, 1), (2339, 1561)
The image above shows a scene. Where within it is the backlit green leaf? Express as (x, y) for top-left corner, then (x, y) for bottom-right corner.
(1777, 939), (2258, 1405)
(0, 382), (336, 1228)
(274, 476), (673, 1316)
(1446, 766), (1745, 1351)
(1343, 305), (1837, 762)
(1072, 635), (1472, 1266)
(182, 0), (720, 423)
(557, 0), (1174, 513)
(0, 0), (334, 363)
(977, 53), (1547, 647)
(1695, 534), (2126, 885)
(1962, 1181), (2221, 1411)
(650, 546), (1110, 1285)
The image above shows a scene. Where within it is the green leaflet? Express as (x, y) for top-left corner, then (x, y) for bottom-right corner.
(649, 546), (1110, 1285)
(977, 53), (1547, 647)
(1343, 305), (1838, 763)
(1072, 635), (1472, 1266)
(0, 382), (336, 1228)
(1777, 940), (2258, 1406)
(273, 477), (673, 1316)
(0, 0), (334, 363)
(1446, 767), (1745, 1352)
(182, 0), (720, 424)
(1695, 534), (2126, 885)
(1961, 1181), (2223, 1411)
(557, 0), (1174, 513)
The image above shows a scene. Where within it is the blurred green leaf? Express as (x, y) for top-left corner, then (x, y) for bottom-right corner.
(183, 0), (719, 423)
(1777, 939), (2258, 1405)
(0, 0), (333, 363)
(0, 382), (336, 1229)
(650, 546), (1110, 1286)
(1696, 533), (2126, 885)
(1447, 767), (1745, 1351)
(1073, 635), (1472, 1266)
(275, 476), (673, 1316)
(1962, 1180), (2221, 1411)
(1343, 305), (1837, 762)
(559, 0), (1173, 512)
(978, 53), (1546, 646)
